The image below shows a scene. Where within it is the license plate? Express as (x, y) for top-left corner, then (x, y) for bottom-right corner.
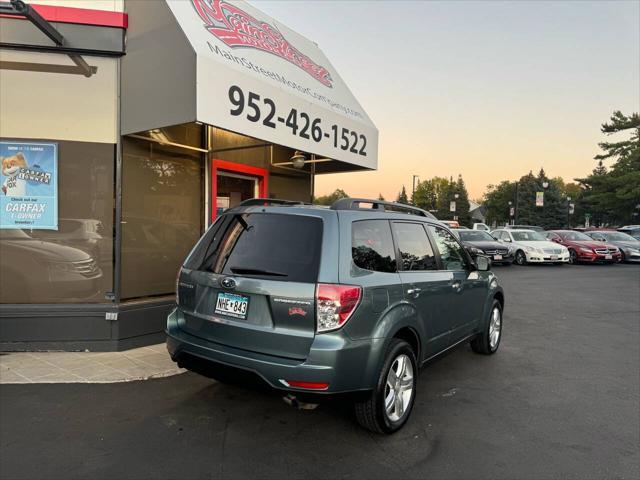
(605, 254), (612, 260)
(550, 255), (558, 260)
(215, 292), (249, 319)
(494, 254), (502, 260)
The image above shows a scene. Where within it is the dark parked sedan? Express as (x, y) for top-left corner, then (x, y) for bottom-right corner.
(454, 229), (514, 265)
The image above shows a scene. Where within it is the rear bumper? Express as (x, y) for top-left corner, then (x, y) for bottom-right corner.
(166, 308), (382, 394)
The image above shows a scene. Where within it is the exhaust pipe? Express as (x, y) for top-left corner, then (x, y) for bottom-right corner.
(282, 394), (319, 410)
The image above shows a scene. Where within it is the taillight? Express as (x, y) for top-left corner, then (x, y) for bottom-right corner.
(316, 284), (362, 333)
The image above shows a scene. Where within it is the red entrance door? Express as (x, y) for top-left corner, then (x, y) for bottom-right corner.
(211, 159), (268, 221)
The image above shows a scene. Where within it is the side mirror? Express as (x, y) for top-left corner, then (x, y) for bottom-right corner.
(476, 255), (490, 271)
(552, 238), (561, 243)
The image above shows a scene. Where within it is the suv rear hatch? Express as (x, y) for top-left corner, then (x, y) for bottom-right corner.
(177, 212), (323, 360)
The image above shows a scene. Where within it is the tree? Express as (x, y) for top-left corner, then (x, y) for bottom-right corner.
(454, 175), (472, 227)
(576, 111), (640, 225)
(377, 193), (385, 201)
(396, 186), (409, 204)
(435, 177), (456, 220)
(483, 171), (569, 229)
(412, 179), (438, 212)
(482, 180), (516, 227)
(592, 160), (607, 176)
(314, 188), (348, 206)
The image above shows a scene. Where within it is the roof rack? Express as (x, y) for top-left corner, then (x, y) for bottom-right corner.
(330, 198), (436, 219)
(237, 198), (307, 207)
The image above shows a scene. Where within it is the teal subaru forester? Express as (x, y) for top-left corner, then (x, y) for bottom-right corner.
(167, 198), (504, 434)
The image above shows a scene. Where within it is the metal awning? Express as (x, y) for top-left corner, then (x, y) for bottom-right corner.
(121, 0), (378, 171)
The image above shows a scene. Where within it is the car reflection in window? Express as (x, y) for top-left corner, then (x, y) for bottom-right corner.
(352, 245), (396, 273)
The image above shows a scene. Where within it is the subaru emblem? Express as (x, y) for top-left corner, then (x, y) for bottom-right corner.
(220, 277), (236, 289)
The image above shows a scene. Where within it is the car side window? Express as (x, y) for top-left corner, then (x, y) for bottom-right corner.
(391, 222), (437, 271)
(428, 226), (468, 271)
(501, 231), (511, 242)
(352, 220), (397, 273)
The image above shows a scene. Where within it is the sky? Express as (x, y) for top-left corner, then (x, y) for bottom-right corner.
(258, 0), (640, 201)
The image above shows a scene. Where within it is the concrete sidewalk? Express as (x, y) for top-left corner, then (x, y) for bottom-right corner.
(0, 344), (184, 384)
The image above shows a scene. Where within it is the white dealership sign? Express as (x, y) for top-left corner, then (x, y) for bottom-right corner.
(165, 0), (378, 169)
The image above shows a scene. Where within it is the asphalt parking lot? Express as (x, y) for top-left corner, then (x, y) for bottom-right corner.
(1, 264), (639, 480)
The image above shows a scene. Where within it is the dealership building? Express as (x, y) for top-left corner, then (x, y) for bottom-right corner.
(0, 0), (378, 350)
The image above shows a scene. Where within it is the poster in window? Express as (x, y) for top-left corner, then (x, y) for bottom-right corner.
(0, 141), (58, 230)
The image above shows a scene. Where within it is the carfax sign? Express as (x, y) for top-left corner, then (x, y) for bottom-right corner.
(0, 141), (58, 230)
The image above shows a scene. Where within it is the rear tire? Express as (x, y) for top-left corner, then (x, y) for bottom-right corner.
(355, 339), (417, 434)
(471, 300), (502, 355)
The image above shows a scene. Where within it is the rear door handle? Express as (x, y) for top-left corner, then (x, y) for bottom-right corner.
(407, 288), (422, 296)
(451, 281), (462, 292)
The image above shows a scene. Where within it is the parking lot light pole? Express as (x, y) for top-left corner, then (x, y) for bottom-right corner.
(514, 181), (519, 224)
(412, 175), (419, 205)
(453, 193), (459, 221)
(541, 181), (549, 227)
(508, 201), (513, 225)
(567, 196), (572, 228)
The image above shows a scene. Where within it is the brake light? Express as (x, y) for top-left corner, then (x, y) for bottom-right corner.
(316, 283), (362, 333)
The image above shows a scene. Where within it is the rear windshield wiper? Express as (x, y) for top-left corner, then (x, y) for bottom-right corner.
(229, 266), (288, 277)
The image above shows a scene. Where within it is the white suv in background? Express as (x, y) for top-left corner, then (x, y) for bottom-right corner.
(472, 223), (491, 231)
(491, 228), (570, 265)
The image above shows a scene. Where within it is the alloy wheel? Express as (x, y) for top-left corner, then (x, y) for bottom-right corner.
(384, 354), (414, 422)
(569, 250), (578, 264)
(489, 307), (502, 350)
(515, 251), (526, 265)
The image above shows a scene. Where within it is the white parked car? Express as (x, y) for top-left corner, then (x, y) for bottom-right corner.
(490, 228), (570, 265)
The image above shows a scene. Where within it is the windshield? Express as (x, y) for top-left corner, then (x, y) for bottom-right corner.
(562, 231), (593, 241)
(512, 231), (546, 242)
(599, 231), (636, 242)
(459, 230), (495, 242)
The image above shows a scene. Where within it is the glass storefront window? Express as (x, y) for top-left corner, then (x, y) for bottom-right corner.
(0, 140), (114, 303)
(121, 125), (203, 300)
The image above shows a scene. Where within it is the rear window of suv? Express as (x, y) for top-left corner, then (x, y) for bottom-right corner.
(186, 213), (323, 283)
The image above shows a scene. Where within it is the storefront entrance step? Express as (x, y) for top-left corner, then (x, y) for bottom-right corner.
(0, 344), (184, 384)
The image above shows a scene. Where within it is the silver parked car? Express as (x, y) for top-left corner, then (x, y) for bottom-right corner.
(585, 230), (640, 263)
